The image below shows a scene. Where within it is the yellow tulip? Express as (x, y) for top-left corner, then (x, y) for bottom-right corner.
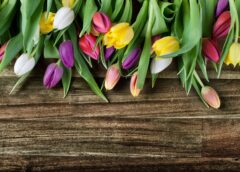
(62, 0), (75, 8)
(103, 23), (134, 49)
(39, 12), (55, 34)
(152, 36), (180, 56)
(224, 42), (240, 67)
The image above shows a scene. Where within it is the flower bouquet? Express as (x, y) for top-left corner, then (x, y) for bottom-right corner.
(0, 0), (240, 109)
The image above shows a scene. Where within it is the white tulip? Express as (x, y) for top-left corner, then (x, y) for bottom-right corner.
(150, 57), (172, 74)
(14, 53), (35, 77)
(53, 7), (74, 30)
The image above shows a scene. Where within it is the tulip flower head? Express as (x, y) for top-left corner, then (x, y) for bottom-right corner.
(105, 64), (120, 90)
(213, 11), (231, 39)
(152, 36), (180, 56)
(14, 53), (35, 77)
(122, 48), (141, 70)
(59, 40), (74, 68)
(103, 23), (134, 49)
(151, 57), (172, 74)
(224, 42), (240, 67)
(216, 0), (229, 17)
(79, 34), (100, 60)
(202, 38), (220, 62)
(53, 7), (74, 30)
(43, 63), (63, 89)
(0, 42), (8, 61)
(104, 46), (115, 61)
(40, 12), (55, 34)
(130, 72), (141, 97)
(201, 86), (221, 109)
(62, 0), (75, 8)
(92, 12), (111, 34)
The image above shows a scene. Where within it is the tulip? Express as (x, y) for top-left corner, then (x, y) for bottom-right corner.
(202, 38), (220, 62)
(0, 42), (8, 61)
(103, 23), (134, 49)
(91, 25), (100, 36)
(39, 12), (55, 34)
(224, 42), (240, 67)
(59, 40), (74, 68)
(92, 12), (111, 34)
(216, 0), (229, 17)
(14, 53), (35, 76)
(150, 57), (172, 74)
(152, 36), (180, 56)
(122, 48), (141, 70)
(201, 86), (221, 109)
(105, 64), (120, 90)
(104, 46), (115, 61)
(53, 7), (74, 30)
(62, 0), (75, 8)
(79, 34), (100, 60)
(213, 11), (231, 39)
(43, 63), (63, 89)
(130, 72), (141, 97)
(151, 35), (161, 44)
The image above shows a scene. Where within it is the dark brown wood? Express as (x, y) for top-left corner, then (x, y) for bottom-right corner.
(1, 65), (240, 171)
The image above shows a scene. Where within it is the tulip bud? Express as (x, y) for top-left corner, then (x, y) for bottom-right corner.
(122, 48), (141, 70)
(14, 53), (35, 77)
(130, 72), (141, 97)
(150, 57), (172, 74)
(62, 0), (75, 8)
(79, 34), (100, 60)
(92, 12), (111, 34)
(201, 86), (221, 109)
(216, 0), (229, 17)
(224, 42), (240, 67)
(152, 36), (180, 56)
(53, 7), (74, 30)
(39, 12), (55, 34)
(213, 11), (231, 39)
(104, 46), (115, 61)
(103, 23), (134, 49)
(59, 40), (74, 68)
(0, 42), (8, 61)
(202, 38), (220, 62)
(43, 63), (63, 89)
(105, 64), (120, 90)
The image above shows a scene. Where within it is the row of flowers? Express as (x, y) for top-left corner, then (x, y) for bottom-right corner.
(0, 0), (239, 108)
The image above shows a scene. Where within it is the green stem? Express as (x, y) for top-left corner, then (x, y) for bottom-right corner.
(194, 71), (204, 88)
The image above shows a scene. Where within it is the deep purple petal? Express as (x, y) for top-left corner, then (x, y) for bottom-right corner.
(122, 48), (141, 70)
(104, 46), (115, 60)
(43, 63), (63, 89)
(216, 0), (229, 17)
(59, 40), (74, 68)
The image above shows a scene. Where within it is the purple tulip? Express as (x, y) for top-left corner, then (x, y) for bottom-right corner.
(59, 40), (74, 68)
(104, 46), (115, 60)
(216, 0), (229, 17)
(43, 63), (63, 89)
(122, 48), (141, 70)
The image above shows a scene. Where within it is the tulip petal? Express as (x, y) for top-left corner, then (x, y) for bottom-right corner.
(14, 54), (35, 76)
(54, 7), (74, 30)
(150, 57), (172, 74)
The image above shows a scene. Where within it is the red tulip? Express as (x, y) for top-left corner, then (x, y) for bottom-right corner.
(79, 34), (100, 60)
(213, 11), (231, 39)
(202, 38), (220, 62)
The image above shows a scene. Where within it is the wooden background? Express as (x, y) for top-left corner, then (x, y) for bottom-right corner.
(1, 63), (240, 172)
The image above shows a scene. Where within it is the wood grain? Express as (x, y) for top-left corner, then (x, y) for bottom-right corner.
(1, 65), (240, 171)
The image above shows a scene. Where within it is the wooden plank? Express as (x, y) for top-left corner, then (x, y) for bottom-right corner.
(1, 156), (240, 172)
(0, 119), (240, 171)
(1, 63), (240, 79)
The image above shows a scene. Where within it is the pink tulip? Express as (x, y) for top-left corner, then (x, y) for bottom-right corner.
(92, 12), (111, 34)
(0, 42), (8, 61)
(105, 64), (120, 90)
(130, 72), (141, 97)
(201, 86), (221, 109)
(213, 11), (231, 39)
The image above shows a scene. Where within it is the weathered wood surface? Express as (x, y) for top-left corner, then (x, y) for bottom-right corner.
(1, 65), (240, 171)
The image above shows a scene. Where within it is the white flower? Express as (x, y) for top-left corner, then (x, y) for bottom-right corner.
(150, 57), (172, 74)
(53, 7), (74, 30)
(14, 53), (35, 77)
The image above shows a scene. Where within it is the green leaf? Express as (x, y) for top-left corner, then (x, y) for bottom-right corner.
(0, 34), (23, 72)
(79, 0), (97, 37)
(111, 0), (124, 21)
(61, 64), (72, 97)
(68, 25), (108, 102)
(44, 38), (59, 59)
